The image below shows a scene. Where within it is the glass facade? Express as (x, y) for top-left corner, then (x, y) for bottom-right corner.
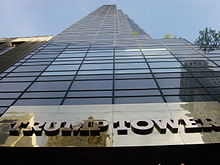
(0, 5), (220, 116)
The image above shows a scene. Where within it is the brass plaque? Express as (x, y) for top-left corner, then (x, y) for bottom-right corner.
(0, 102), (220, 147)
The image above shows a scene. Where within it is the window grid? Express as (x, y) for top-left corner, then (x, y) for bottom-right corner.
(0, 5), (220, 115)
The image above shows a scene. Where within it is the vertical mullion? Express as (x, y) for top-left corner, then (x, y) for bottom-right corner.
(10, 43), (70, 106)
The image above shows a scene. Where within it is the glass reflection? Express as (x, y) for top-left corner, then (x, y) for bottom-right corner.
(177, 60), (220, 103)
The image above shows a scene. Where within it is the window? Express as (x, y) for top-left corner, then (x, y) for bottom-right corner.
(114, 96), (164, 104)
(115, 79), (157, 89)
(71, 80), (112, 90)
(0, 82), (31, 92)
(80, 63), (113, 70)
(21, 92), (65, 98)
(27, 81), (71, 91)
(115, 63), (148, 69)
(14, 99), (62, 105)
(63, 98), (112, 105)
(67, 91), (112, 97)
(46, 65), (79, 71)
(14, 66), (47, 72)
(157, 78), (201, 88)
(115, 89), (160, 96)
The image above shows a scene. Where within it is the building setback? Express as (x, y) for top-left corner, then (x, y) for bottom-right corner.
(0, 5), (219, 164)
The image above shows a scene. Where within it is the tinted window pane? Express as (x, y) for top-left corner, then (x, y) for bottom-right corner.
(115, 96), (164, 104)
(78, 70), (113, 75)
(115, 63), (148, 69)
(149, 62), (181, 68)
(37, 76), (74, 81)
(67, 91), (112, 97)
(206, 88), (220, 94)
(14, 99), (62, 105)
(14, 66), (47, 72)
(80, 64), (113, 70)
(63, 98), (112, 105)
(1, 77), (36, 82)
(115, 69), (150, 74)
(0, 82), (31, 92)
(115, 79), (157, 89)
(198, 78), (220, 87)
(157, 78), (201, 88)
(46, 65), (79, 71)
(0, 100), (14, 106)
(76, 75), (113, 80)
(115, 74), (153, 79)
(115, 90), (160, 96)
(71, 80), (112, 90)
(0, 107), (7, 114)
(165, 95), (214, 102)
(42, 71), (76, 76)
(0, 93), (20, 98)
(21, 92), (65, 98)
(28, 81), (71, 91)
(162, 88), (208, 95)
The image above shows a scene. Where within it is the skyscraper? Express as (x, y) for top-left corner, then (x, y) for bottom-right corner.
(0, 5), (219, 164)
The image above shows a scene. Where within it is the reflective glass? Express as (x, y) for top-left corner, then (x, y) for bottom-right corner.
(86, 52), (113, 57)
(51, 61), (81, 65)
(67, 91), (112, 97)
(0, 93), (20, 98)
(0, 108), (7, 114)
(78, 70), (113, 75)
(206, 87), (220, 94)
(115, 73), (153, 79)
(115, 63), (148, 69)
(0, 99), (14, 106)
(63, 98), (112, 105)
(197, 77), (220, 87)
(115, 69), (150, 74)
(21, 92), (65, 98)
(13, 66), (47, 72)
(162, 88), (208, 95)
(46, 65), (79, 71)
(80, 64), (113, 70)
(152, 68), (186, 73)
(115, 79), (157, 89)
(165, 95), (214, 102)
(42, 71), (76, 76)
(27, 81), (71, 91)
(0, 77), (36, 82)
(114, 96), (164, 104)
(157, 78), (202, 88)
(37, 76), (74, 81)
(149, 62), (182, 68)
(71, 80), (112, 90)
(76, 75), (113, 80)
(14, 99), (62, 105)
(115, 89), (160, 96)
(0, 82), (31, 92)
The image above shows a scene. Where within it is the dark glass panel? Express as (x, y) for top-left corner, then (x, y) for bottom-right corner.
(27, 81), (71, 91)
(63, 98), (112, 105)
(114, 96), (164, 104)
(71, 80), (112, 90)
(115, 79), (157, 89)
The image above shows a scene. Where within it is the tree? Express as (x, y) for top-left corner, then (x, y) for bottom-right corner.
(163, 33), (176, 39)
(195, 27), (220, 54)
(130, 31), (140, 35)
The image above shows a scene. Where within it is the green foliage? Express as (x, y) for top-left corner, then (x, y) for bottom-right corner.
(195, 27), (220, 54)
(163, 33), (176, 39)
(130, 31), (140, 35)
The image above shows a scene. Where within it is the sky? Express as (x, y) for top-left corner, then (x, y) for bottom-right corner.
(0, 0), (220, 42)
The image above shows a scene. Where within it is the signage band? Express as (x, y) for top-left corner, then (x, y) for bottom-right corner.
(9, 117), (220, 136)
